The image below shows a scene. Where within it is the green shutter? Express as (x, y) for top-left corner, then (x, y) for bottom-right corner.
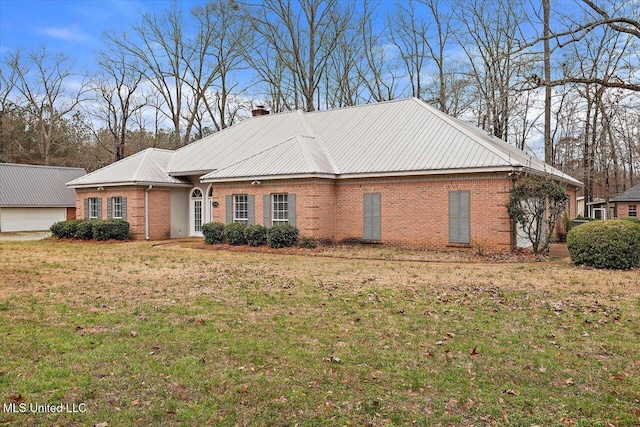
(263, 194), (271, 226)
(248, 195), (255, 225)
(226, 195), (233, 224)
(107, 198), (112, 219)
(84, 198), (89, 220)
(97, 198), (102, 219)
(288, 194), (296, 226)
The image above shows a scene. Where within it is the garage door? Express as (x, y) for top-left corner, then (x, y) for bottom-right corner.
(0, 207), (66, 232)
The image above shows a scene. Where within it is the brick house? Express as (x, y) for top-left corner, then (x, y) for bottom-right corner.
(67, 98), (581, 251)
(610, 184), (640, 219)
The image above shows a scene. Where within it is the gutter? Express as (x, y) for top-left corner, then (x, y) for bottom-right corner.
(145, 185), (152, 240)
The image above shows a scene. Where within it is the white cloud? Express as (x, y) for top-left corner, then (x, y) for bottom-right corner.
(38, 26), (89, 42)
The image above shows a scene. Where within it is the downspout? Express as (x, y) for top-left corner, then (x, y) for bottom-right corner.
(145, 185), (153, 240)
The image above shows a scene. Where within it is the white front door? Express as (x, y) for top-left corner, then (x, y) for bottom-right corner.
(190, 188), (204, 236)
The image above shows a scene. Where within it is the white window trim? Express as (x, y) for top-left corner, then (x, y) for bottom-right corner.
(89, 198), (100, 219)
(112, 197), (123, 219)
(233, 194), (249, 224)
(629, 205), (637, 217)
(272, 193), (289, 225)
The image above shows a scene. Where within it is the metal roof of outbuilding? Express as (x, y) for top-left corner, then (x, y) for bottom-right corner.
(0, 163), (85, 207)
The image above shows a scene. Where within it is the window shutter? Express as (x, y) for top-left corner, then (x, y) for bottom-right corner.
(363, 193), (381, 240)
(248, 195), (255, 225)
(225, 195), (233, 224)
(122, 197), (127, 221)
(288, 193), (296, 226)
(263, 194), (271, 226)
(459, 191), (470, 244)
(97, 198), (102, 219)
(449, 191), (470, 244)
(84, 198), (89, 220)
(107, 197), (112, 219)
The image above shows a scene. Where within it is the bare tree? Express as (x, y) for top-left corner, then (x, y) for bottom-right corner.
(7, 47), (88, 165)
(105, 3), (192, 147)
(453, 0), (535, 145)
(247, 0), (354, 112)
(89, 43), (147, 162)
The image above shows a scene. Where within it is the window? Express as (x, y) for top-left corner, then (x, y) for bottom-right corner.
(272, 194), (289, 225)
(629, 205), (637, 217)
(112, 197), (123, 219)
(233, 194), (248, 224)
(89, 198), (101, 219)
(449, 190), (470, 244)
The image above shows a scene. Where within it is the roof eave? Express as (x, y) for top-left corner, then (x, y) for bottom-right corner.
(67, 181), (193, 189)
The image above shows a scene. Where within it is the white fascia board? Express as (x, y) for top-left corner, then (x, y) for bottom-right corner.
(67, 181), (193, 189)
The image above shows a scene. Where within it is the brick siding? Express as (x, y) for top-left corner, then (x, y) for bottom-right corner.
(210, 174), (514, 252)
(75, 186), (171, 240)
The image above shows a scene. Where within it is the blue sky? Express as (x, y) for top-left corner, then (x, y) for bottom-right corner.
(0, 0), (201, 71)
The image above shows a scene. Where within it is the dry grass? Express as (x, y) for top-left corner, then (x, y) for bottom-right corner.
(0, 239), (639, 426)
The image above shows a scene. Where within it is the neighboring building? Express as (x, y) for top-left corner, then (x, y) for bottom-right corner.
(67, 98), (582, 251)
(611, 184), (640, 219)
(0, 163), (86, 232)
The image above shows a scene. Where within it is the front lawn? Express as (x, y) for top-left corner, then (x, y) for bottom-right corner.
(0, 240), (639, 426)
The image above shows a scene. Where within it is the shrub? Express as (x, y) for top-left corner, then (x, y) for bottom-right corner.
(567, 220), (640, 269)
(50, 219), (83, 239)
(224, 222), (247, 245)
(93, 219), (130, 241)
(298, 236), (317, 249)
(245, 225), (268, 247)
(75, 220), (95, 240)
(202, 222), (225, 244)
(267, 224), (299, 248)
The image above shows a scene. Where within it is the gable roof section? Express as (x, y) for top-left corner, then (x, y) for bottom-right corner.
(169, 111), (308, 175)
(611, 183), (640, 202)
(66, 148), (190, 188)
(0, 163), (85, 207)
(201, 135), (337, 180)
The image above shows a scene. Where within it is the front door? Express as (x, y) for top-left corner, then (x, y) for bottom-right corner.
(190, 188), (203, 236)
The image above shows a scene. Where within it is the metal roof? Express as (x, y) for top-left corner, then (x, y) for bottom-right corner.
(66, 149), (191, 188)
(69, 98), (582, 188)
(611, 183), (640, 202)
(0, 163), (85, 207)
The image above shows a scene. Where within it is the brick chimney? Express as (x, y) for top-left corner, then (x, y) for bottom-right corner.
(251, 105), (270, 117)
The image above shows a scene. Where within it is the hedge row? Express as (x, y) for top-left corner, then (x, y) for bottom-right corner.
(50, 219), (130, 241)
(567, 219), (640, 270)
(202, 222), (311, 248)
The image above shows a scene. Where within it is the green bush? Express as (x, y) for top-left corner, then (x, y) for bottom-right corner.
(75, 220), (95, 240)
(298, 236), (317, 249)
(93, 219), (130, 241)
(224, 222), (247, 245)
(245, 225), (268, 247)
(50, 219), (83, 239)
(202, 222), (225, 244)
(267, 224), (299, 248)
(567, 220), (640, 269)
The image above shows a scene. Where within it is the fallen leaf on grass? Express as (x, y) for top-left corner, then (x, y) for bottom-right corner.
(323, 356), (342, 364)
(503, 389), (519, 396)
(470, 347), (478, 358)
(94, 422), (109, 427)
(9, 394), (25, 403)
